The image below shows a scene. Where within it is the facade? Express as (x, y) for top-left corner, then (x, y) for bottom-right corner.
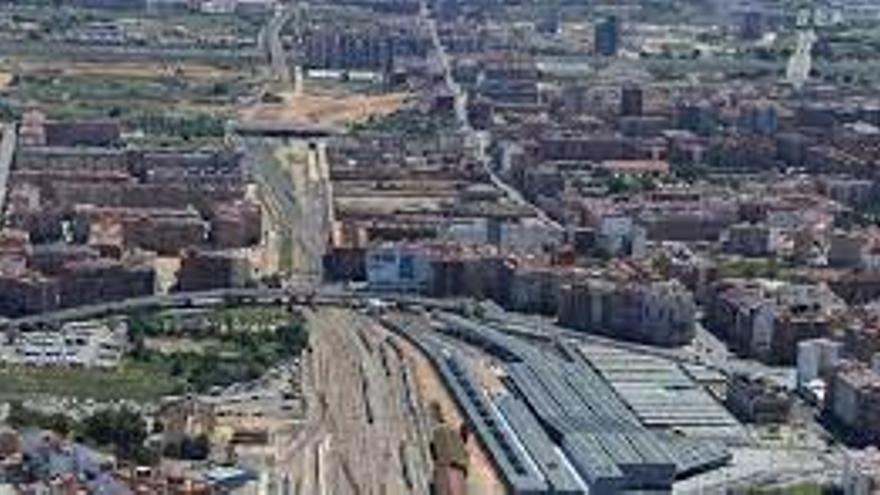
(0, 275), (60, 318)
(176, 249), (251, 292)
(723, 223), (778, 257)
(738, 102), (778, 135)
(77, 205), (208, 256)
(829, 230), (869, 268)
(797, 338), (843, 401)
(708, 279), (844, 365)
(558, 278), (696, 347)
(365, 244), (432, 292)
(620, 85), (643, 117)
(0, 230), (30, 278)
(726, 373), (792, 423)
(826, 360), (880, 446)
(57, 258), (156, 309)
(594, 214), (647, 257)
(507, 265), (561, 315)
(594, 16), (619, 56)
(846, 321), (880, 364)
(209, 200), (262, 249)
(428, 252), (508, 302)
(843, 448), (880, 495)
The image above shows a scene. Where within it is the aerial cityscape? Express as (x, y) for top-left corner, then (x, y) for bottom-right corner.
(0, 0), (876, 493)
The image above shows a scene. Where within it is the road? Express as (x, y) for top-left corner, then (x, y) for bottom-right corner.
(238, 136), (298, 275)
(289, 139), (332, 282)
(787, 28), (817, 90)
(246, 2), (330, 283)
(0, 123), (17, 219)
(421, 3), (563, 232)
(0, 282), (476, 329)
(262, 2), (297, 84)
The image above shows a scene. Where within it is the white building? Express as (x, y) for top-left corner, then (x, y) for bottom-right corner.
(1, 320), (128, 368)
(365, 244), (432, 293)
(597, 215), (647, 257)
(797, 338), (843, 400)
(443, 217), (563, 251)
(201, 0), (237, 13)
(199, 0), (277, 14)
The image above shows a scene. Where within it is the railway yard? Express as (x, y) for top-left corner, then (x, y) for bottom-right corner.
(270, 304), (507, 495)
(216, 297), (843, 495)
(0, 0), (877, 492)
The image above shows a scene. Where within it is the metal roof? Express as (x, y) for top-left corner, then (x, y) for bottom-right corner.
(579, 344), (743, 436)
(496, 395), (587, 495)
(401, 313), (735, 494)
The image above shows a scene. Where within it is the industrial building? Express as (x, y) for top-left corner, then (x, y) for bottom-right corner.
(392, 313), (732, 495)
(0, 319), (128, 368)
(580, 344), (744, 440)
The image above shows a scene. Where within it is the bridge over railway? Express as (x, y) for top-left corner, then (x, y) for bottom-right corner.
(0, 287), (463, 329)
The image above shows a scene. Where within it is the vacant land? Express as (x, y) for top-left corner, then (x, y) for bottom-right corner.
(0, 362), (179, 401)
(14, 60), (246, 81)
(0, 57), (261, 144)
(0, 305), (307, 401)
(240, 87), (411, 126)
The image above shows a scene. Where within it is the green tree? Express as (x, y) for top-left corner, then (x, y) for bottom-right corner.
(78, 408), (148, 460)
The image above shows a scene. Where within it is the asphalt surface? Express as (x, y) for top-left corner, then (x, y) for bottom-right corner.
(0, 124), (16, 218)
(423, 4), (563, 232)
(264, 3), (296, 84)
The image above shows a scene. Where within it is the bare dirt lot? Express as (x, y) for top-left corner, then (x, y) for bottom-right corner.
(0, 71), (12, 88)
(239, 87), (410, 126)
(391, 315), (507, 495)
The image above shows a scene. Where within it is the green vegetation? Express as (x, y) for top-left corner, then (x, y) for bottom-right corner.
(350, 107), (457, 139)
(78, 408), (154, 463)
(743, 482), (823, 495)
(131, 112), (227, 140)
(8, 402), (157, 464)
(0, 362), (179, 401)
(128, 306), (308, 394)
(0, 4), (264, 41)
(0, 306), (307, 401)
(717, 257), (787, 280)
(0, 53), (259, 143)
(129, 305), (293, 338)
(12, 72), (247, 119)
(602, 174), (657, 195)
(7, 401), (76, 436)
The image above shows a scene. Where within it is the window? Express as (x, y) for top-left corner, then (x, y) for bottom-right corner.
(399, 254), (415, 280)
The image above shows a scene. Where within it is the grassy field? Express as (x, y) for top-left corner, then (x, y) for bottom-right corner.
(746, 483), (822, 495)
(0, 57), (261, 138)
(0, 362), (180, 402)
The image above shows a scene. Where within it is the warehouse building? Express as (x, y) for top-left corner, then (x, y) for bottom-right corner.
(408, 313), (733, 494)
